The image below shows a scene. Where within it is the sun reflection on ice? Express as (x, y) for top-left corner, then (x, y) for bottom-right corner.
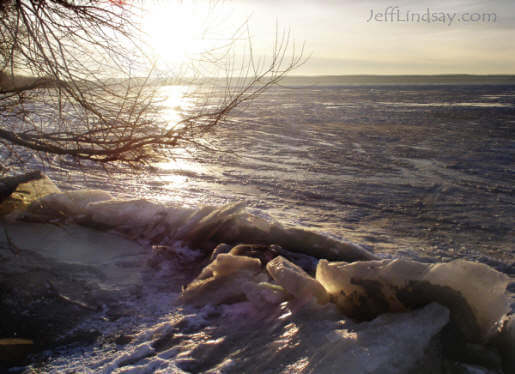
(145, 84), (206, 201)
(157, 85), (195, 131)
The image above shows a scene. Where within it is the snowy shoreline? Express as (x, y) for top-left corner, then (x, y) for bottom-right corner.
(0, 173), (513, 373)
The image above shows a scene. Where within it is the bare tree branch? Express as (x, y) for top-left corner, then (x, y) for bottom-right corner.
(0, 0), (304, 175)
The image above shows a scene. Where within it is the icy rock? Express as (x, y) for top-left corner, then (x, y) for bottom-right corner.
(266, 256), (329, 304)
(216, 243), (318, 275)
(272, 244), (318, 274)
(196, 253), (261, 280)
(0, 174), (60, 218)
(209, 243), (232, 262)
(23, 190), (111, 220)
(229, 244), (279, 266)
(316, 259), (511, 343)
(179, 274), (252, 307)
(241, 281), (288, 307)
(179, 254), (262, 307)
(208, 253), (262, 277)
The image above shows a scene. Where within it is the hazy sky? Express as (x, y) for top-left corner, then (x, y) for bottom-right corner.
(227, 0), (515, 75)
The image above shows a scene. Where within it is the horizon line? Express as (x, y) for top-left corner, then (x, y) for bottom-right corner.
(284, 73), (515, 77)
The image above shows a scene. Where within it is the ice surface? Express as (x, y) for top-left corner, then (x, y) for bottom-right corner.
(4, 222), (144, 265)
(266, 256), (329, 304)
(2, 222), (146, 289)
(37, 301), (449, 373)
(316, 258), (511, 343)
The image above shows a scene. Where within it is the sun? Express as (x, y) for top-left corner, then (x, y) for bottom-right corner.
(142, 1), (218, 66)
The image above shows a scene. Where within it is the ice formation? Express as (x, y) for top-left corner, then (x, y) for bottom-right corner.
(18, 192), (377, 262)
(0, 174), (60, 218)
(316, 258), (511, 343)
(180, 253), (330, 308)
(179, 253), (264, 307)
(24, 189), (112, 219)
(241, 280), (288, 306)
(1, 176), (513, 372)
(203, 253), (262, 278)
(266, 256), (329, 304)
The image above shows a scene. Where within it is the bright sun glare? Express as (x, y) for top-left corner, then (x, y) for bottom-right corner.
(142, 1), (223, 66)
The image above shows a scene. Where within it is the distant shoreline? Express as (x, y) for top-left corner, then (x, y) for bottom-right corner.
(189, 74), (515, 87)
(3, 71), (515, 89)
(274, 74), (515, 87)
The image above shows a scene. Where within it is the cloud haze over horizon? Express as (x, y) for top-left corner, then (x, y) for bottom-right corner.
(233, 0), (515, 75)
